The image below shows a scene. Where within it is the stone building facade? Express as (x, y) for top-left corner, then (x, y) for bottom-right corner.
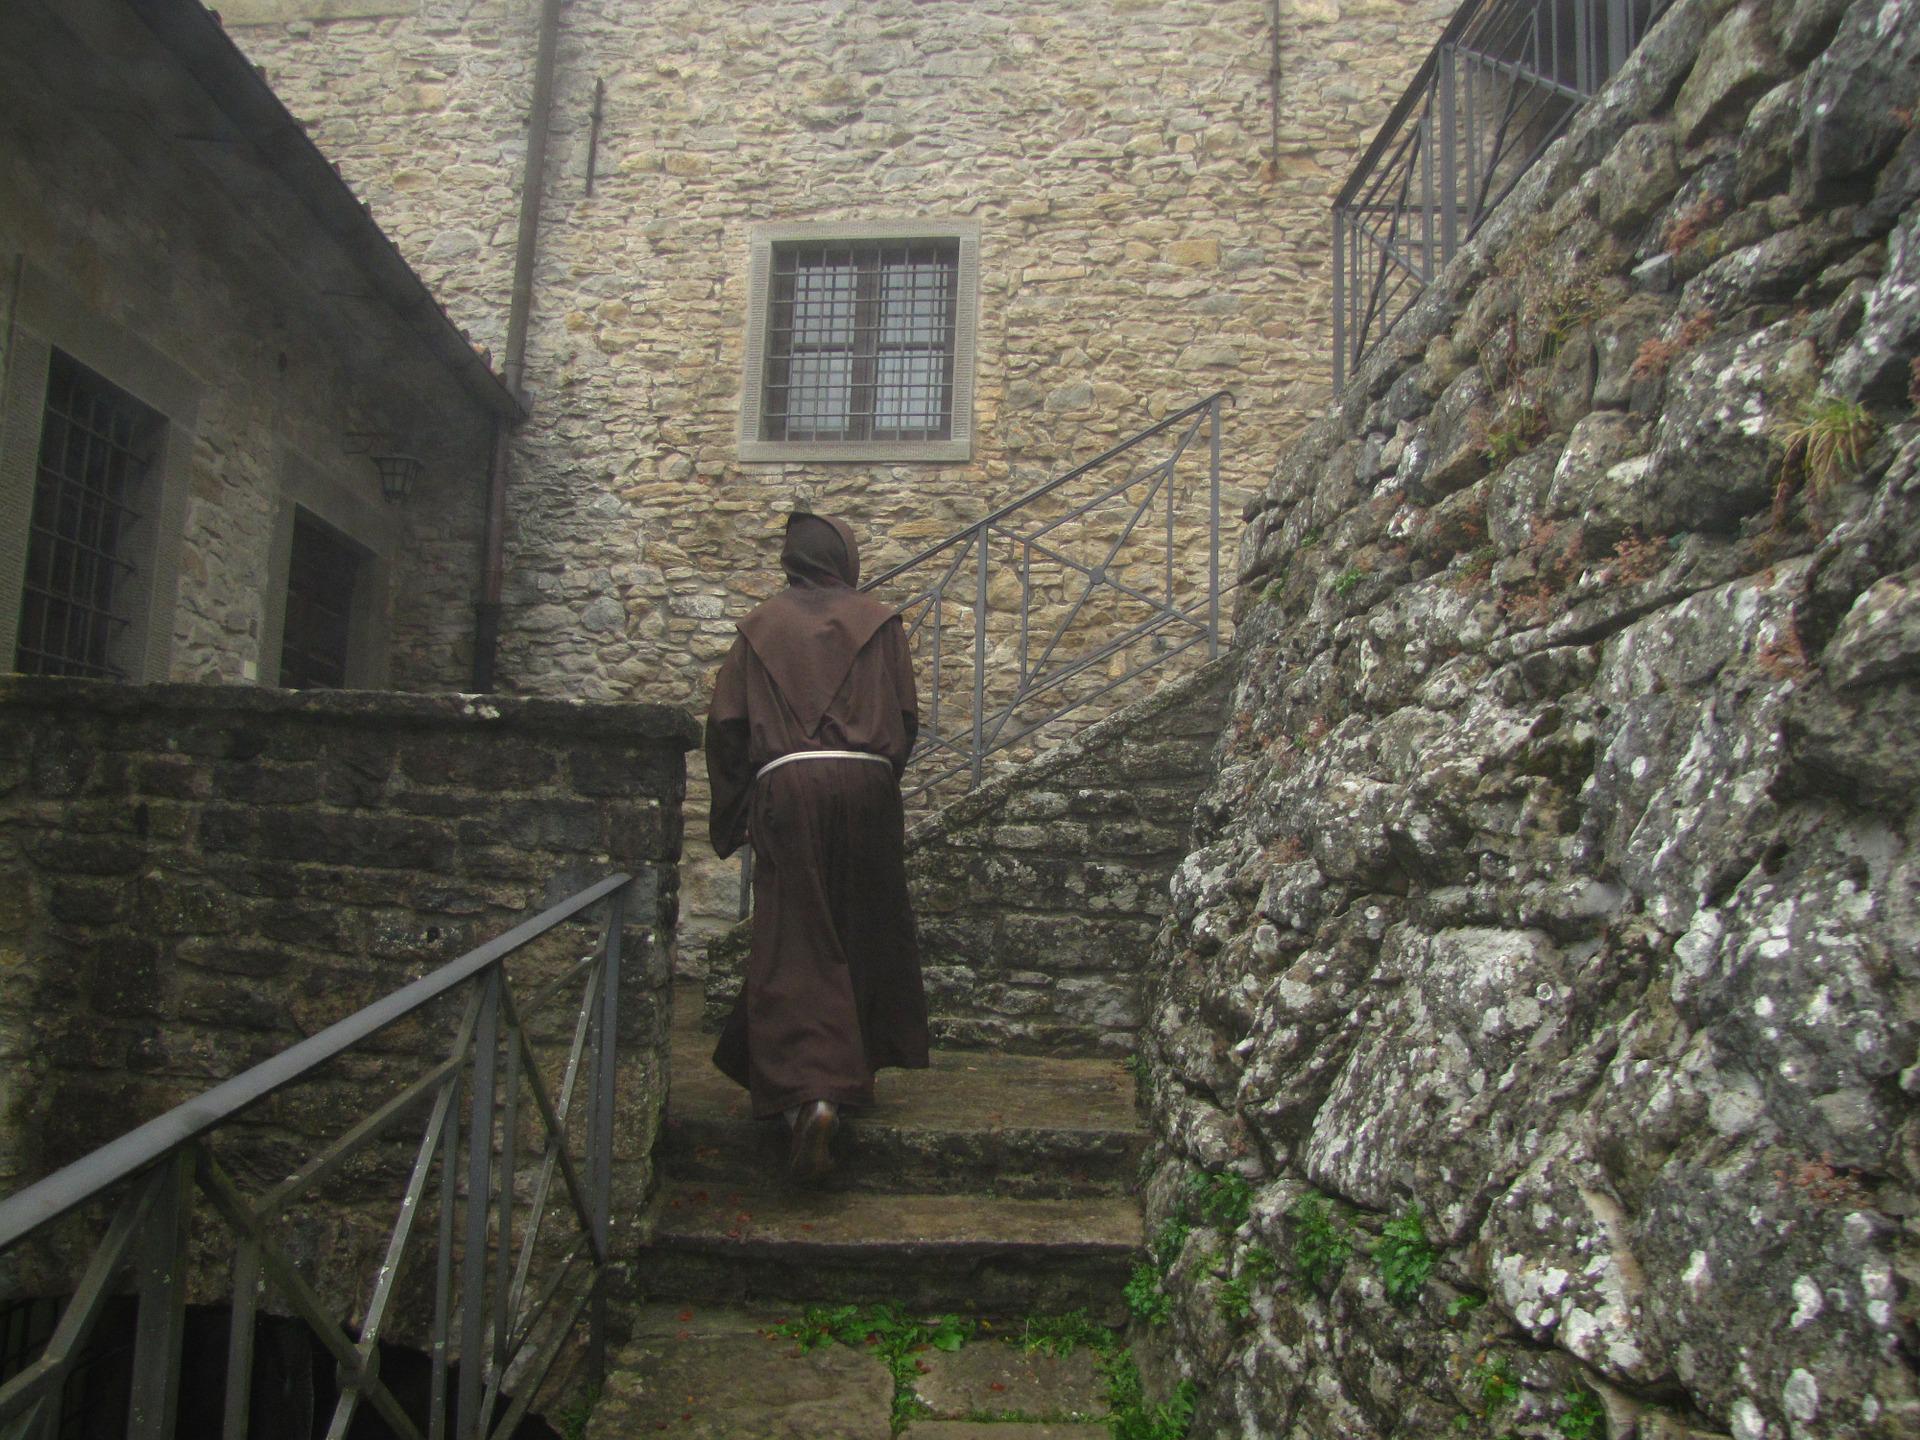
(226, 0), (1452, 934)
(0, 0), (517, 698)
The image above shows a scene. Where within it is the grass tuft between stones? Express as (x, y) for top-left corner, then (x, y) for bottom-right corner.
(772, 1302), (1196, 1437)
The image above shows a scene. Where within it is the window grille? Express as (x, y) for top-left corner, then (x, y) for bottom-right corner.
(278, 509), (361, 689)
(13, 352), (159, 680)
(762, 239), (960, 443)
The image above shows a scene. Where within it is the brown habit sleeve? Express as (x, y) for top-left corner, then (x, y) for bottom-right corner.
(705, 637), (753, 858)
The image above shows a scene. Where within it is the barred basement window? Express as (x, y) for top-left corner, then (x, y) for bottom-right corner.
(740, 221), (979, 463)
(13, 352), (163, 680)
(278, 509), (363, 689)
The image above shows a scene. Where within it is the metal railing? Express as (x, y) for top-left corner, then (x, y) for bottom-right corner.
(1333, 0), (1672, 388)
(865, 391), (1229, 804)
(0, 872), (648, 1440)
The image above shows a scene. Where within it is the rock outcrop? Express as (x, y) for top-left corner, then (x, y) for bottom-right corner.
(1139, 0), (1920, 1435)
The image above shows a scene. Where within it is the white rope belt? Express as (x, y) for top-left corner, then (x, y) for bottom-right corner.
(754, 749), (892, 782)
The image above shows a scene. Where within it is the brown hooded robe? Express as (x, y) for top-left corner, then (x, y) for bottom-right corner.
(706, 514), (930, 1118)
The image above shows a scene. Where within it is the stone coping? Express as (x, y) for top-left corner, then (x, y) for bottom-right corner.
(904, 655), (1237, 851)
(0, 676), (701, 748)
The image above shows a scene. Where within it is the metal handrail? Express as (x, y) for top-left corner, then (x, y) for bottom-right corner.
(1333, 0), (1673, 388)
(863, 391), (1234, 591)
(0, 872), (648, 1440)
(734, 393), (1231, 912)
(866, 392), (1230, 803)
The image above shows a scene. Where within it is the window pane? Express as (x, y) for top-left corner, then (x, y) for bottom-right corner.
(785, 353), (853, 437)
(879, 262), (952, 344)
(759, 235), (962, 446)
(14, 351), (157, 680)
(792, 264), (857, 345)
(279, 511), (361, 690)
(874, 354), (948, 437)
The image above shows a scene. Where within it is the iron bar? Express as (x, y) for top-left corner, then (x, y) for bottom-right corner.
(864, 391), (1232, 591)
(0, 874), (631, 1251)
(220, 1240), (262, 1440)
(193, 1150), (425, 1440)
(429, 1071), (461, 1440)
(458, 969), (501, 1440)
(1332, 0), (1673, 386)
(586, 880), (627, 1389)
(1208, 396), (1222, 658)
(126, 1152), (191, 1440)
(324, 1072), (463, 1440)
(0, 875), (635, 1440)
(0, 1173), (155, 1426)
(971, 533), (988, 788)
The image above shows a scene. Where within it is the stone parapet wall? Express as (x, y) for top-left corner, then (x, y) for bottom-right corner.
(228, 0), (1452, 936)
(704, 658), (1234, 1056)
(0, 678), (696, 1337)
(1139, 0), (1920, 1434)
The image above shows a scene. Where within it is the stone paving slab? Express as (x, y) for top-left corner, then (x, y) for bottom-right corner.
(663, 985), (1145, 1198)
(900, 1426), (1111, 1439)
(588, 1311), (892, 1440)
(911, 1340), (1107, 1422)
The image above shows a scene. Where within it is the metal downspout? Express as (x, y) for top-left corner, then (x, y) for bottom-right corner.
(474, 0), (565, 691)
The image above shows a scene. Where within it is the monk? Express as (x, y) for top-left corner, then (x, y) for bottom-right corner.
(705, 512), (931, 1182)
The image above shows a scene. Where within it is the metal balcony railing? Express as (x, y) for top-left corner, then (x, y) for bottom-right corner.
(865, 391), (1230, 805)
(0, 872), (648, 1440)
(1333, 0), (1672, 388)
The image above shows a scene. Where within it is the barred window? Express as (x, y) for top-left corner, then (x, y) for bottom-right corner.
(740, 221), (978, 463)
(765, 239), (959, 443)
(278, 509), (362, 690)
(13, 351), (161, 680)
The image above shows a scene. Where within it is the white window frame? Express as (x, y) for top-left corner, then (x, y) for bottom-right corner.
(738, 219), (980, 464)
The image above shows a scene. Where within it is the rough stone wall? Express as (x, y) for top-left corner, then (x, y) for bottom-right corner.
(0, 678), (696, 1338)
(1138, 0), (1920, 1435)
(229, 0), (1452, 937)
(0, 27), (495, 693)
(704, 658), (1233, 1056)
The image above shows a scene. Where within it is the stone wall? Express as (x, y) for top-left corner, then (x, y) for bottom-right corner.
(0, 678), (696, 1338)
(0, 11), (498, 694)
(705, 658), (1234, 1056)
(228, 0), (1452, 937)
(1137, 0), (1920, 1435)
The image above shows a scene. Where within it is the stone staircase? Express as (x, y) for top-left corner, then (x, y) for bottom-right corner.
(588, 660), (1233, 1435)
(634, 988), (1144, 1317)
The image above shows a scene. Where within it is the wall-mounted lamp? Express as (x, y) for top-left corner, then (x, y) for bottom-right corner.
(371, 453), (425, 504)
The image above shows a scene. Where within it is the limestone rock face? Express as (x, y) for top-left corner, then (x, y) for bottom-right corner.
(1146, 0), (1920, 1434)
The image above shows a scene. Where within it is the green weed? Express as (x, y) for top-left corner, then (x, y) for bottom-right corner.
(1776, 391), (1878, 528)
(1216, 1245), (1278, 1323)
(1106, 1351), (1196, 1440)
(1286, 1192), (1352, 1292)
(1333, 567), (1365, 595)
(1483, 393), (1546, 466)
(1023, 1309), (1115, 1358)
(1447, 1291), (1487, 1320)
(1472, 1353), (1519, 1409)
(1557, 1387), (1606, 1439)
(1186, 1171), (1254, 1232)
(1151, 1216), (1193, 1272)
(554, 1384), (599, 1440)
(1372, 1206), (1438, 1304)
(776, 1304), (971, 1430)
(1125, 1262), (1172, 1326)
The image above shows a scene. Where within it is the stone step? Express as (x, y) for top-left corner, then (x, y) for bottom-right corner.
(664, 989), (1146, 1199)
(632, 1182), (1141, 1319)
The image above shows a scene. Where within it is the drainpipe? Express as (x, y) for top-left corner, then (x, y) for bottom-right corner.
(473, 0), (565, 691)
(1269, 0), (1283, 173)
